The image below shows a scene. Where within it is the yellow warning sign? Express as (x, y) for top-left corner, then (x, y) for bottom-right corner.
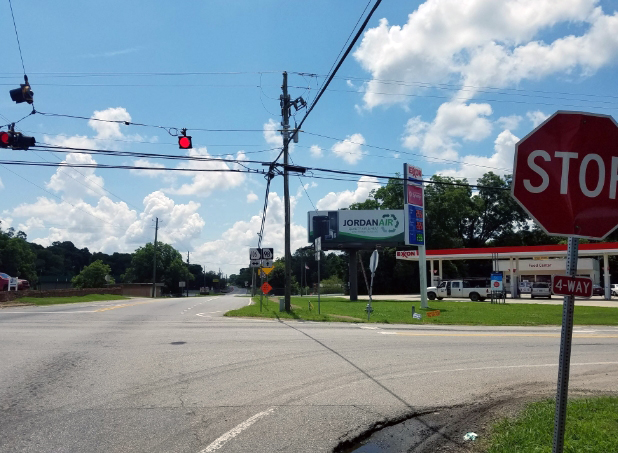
(261, 266), (274, 275)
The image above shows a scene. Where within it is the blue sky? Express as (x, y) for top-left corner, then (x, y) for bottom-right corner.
(1, 0), (618, 275)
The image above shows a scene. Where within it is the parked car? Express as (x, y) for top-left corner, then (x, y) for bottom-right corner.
(531, 282), (551, 298)
(592, 285), (604, 296)
(18, 279), (30, 290)
(0, 272), (9, 291)
(611, 284), (618, 297)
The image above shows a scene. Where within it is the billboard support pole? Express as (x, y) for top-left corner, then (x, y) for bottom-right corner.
(552, 236), (578, 453)
(419, 245), (428, 309)
(349, 249), (358, 301)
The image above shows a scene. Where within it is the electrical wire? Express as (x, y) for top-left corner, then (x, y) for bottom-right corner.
(8, 0), (26, 74)
(274, 0), (383, 165)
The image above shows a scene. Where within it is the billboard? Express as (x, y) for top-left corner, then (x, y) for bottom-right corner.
(307, 210), (405, 249)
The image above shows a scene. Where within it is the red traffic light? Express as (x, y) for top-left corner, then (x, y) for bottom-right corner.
(178, 135), (192, 149)
(0, 131), (10, 147)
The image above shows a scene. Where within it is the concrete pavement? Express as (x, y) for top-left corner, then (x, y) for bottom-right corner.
(1, 289), (616, 452)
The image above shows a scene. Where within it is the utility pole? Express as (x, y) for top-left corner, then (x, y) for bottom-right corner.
(281, 71), (292, 312)
(151, 217), (159, 298)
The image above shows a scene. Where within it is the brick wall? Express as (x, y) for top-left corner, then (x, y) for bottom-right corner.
(0, 287), (122, 303)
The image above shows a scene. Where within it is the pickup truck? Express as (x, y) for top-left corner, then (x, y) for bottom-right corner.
(427, 279), (493, 301)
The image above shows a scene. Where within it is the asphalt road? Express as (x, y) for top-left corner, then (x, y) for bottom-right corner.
(1, 289), (617, 452)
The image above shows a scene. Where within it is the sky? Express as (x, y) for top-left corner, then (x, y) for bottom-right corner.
(1, 0), (618, 276)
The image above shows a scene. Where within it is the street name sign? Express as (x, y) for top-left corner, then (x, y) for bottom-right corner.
(552, 275), (593, 298)
(512, 111), (618, 239)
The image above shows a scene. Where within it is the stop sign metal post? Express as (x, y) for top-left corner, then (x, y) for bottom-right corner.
(511, 111), (618, 453)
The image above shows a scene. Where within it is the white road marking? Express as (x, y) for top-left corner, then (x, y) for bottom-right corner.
(360, 326), (379, 330)
(378, 332), (397, 335)
(0, 310), (97, 314)
(196, 313), (212, 318)
(199, 407), (275, 452)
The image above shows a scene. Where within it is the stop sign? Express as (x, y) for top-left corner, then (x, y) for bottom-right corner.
(512, 111), (618, 239)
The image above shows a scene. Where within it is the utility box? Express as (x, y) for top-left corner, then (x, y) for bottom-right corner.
(279, 298), (285, 312)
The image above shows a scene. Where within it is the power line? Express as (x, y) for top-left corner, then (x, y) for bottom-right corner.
(274, 0), (383, 164)
(8, 0), (26, 74)
(303, 131), (511, 172)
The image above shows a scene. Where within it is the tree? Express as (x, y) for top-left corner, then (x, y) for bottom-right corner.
(123, 242), (192, 294)
(0, 222), (37, 282)
(72, 260), (114, 288)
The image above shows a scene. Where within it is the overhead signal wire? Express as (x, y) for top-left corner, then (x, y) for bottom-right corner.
(2, 158), (509, 191)
(8, 0), (26, 74)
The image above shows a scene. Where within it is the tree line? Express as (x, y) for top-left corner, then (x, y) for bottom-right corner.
(0, 222), (226, 294)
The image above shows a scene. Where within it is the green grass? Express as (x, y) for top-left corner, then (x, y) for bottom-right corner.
(19, 294), (130, 306)
(485, 397), (618, 453)
(224, 296), (618, 326)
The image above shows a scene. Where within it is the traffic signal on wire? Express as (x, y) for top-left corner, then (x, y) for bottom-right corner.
(0, 130), (35, 150)
(178, 129), (192, 149)
(9, 76), (34, 104)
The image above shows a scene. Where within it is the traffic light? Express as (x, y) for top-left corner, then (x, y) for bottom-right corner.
(178, 130), (192, 149)
(0, 130), (35, 150)
(0, 131), (10, 148)
(9, 76), (33, 104)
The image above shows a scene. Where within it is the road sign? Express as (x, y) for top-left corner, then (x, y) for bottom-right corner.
(552, 275), (593, 297)
(315, 236), (321, 252)
(512, 111), (618, 239)
(249, 247), (261, 260)
(261, 266), (273, 275)
(261, 282), (272, 294)
(261, 259), (273, 268)
(179, 281), (186, 288)
(315, 252), (320, 261)
(250, 259), (261, 268)
(261, 248), (274, 260)
(369, 250), (379, 274)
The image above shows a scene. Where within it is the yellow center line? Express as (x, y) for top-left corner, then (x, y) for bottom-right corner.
(391, 332), (618, 338)
(95, 300), (160, 312)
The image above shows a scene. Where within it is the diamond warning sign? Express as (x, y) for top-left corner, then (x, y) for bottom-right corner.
(261, 282), (272, 294)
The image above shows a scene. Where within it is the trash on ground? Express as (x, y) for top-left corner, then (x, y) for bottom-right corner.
(463, 432), (478, 441)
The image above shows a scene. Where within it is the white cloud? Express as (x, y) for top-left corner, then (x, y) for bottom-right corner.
(497, 115), (522, 131)
(0, 177), (4, 190)
(163, 148), (246, 197)
(527, 110), (549, 127)
(6, 191), (205, 254)
(438, 129), (519, 181)
(46, 152), (106, 199)
(129, 159), (167, 177)
(309, 145), (323, 158)
(316, 176), (381, 210)
(89, 107), (132, 140)
(354, 0), (617, 108)
(263, 118), (295, 153)
(403, 101), (492, 160)
(246, 192), (259, 203)
(192, 190), (307, 275)
(331, 133), (366, 164)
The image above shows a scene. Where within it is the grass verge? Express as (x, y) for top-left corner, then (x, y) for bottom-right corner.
(224, 296), (618, 326)
(484, 396), (618, 453)
(19, 294), (130, 306)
